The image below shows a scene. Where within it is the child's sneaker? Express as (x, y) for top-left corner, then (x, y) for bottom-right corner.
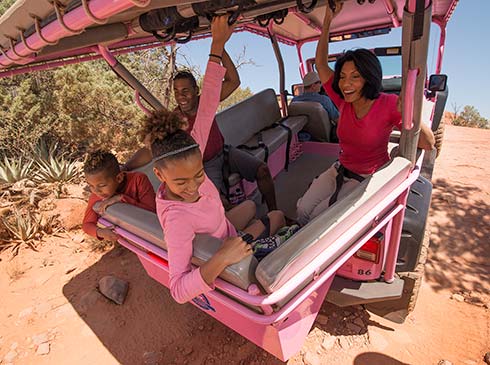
(276, 224), (300, 244)
(252, 235), (282, 261)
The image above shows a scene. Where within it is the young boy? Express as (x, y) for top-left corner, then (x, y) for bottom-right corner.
(82, 150), (156, 241)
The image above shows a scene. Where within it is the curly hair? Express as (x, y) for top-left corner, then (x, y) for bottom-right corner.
(83, 150), (120, 177)
(140, 110), (200, 168)
(332, 48), (382, 100)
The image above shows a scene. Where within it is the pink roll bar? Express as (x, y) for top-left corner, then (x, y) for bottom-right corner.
(432, 17), (447, 75)
(0, 0), (150, 69)
(135, 91), (153, 116)
(403, 68), (418, 130)
(382, 0), (401, 28)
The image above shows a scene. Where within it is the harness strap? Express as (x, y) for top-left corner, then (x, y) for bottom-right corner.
(222, 144), (231, 199)
(237, 132), (269, 163)
(275, 117), (293, 170)
(257, 119), (293, 170)
(328, 164), (365, 206)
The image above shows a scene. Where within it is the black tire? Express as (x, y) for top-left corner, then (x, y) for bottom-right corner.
(434, 122), (445, 158)
(398, 226), (430, 313)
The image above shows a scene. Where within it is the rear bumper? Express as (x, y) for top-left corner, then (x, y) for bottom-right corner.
(326, 276), (404, 307)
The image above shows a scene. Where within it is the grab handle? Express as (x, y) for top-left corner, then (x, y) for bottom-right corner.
(403, 68), (418, 130)
(297, 0), (318, 13)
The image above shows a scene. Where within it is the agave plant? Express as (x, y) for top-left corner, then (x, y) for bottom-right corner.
(1, 210), (42, 251)
(32, 137), (61, 163)
(0, 156), (35, 184)
(34, 155), (81, 183)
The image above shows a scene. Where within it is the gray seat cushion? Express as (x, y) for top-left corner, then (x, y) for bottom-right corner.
(281, 115), (308, 135)
(216, 88), (282, 147)
(239, 126), (288, 161)
(288, 101), (332, 142)
(102, 204), (258, 290)
(134, 161), (160, 192)
(255, 157), (412, 293)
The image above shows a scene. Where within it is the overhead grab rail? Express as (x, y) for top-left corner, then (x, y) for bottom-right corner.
(18, 28), (43, 52)
(82, 0), (108, 24)
(296, 0), (318, 13)
(140, 2), (247, 45)
(8, 37), (24, 60)
(33, 15), (59, 46)
(51, 0), (84, 35)
(139, 7), (200, 44)
(191, 1), (247, 26)
(256, 9), (288, 27)
(0, 0), (151, 69)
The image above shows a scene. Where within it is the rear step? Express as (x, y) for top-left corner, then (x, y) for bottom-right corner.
(326, 276), (404, 307)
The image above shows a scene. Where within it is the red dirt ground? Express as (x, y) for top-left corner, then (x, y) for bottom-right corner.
(0, 125), (489, 365)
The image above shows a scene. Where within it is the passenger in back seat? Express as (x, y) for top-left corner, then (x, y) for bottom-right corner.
(144, 16), (286, 304)
(172, 68), (278, 212)
(82, 150), (156, 242)
(296, 2), (435, 225)
(292, 71), (339, 122)
(123, 38), (278, 213)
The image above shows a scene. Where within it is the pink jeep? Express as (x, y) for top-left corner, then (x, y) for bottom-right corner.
(0, 0), (458, 361)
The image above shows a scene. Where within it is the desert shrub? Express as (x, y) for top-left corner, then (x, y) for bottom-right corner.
(0, 156), (35, 183)
(451, 105), (489, 129)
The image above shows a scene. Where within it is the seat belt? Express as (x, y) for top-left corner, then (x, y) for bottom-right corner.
(328, 164), (365, 206)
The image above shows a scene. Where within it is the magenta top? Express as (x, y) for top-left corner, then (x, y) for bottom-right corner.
(324, 76), (402, 175)
(156, 61), (237, 304)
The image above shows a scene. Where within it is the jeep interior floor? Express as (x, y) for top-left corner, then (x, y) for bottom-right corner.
(272, 152), (338, 220)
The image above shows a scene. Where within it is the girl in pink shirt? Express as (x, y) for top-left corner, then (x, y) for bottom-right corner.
(144, 16), (285, 304)
(297, 2), (435, 225)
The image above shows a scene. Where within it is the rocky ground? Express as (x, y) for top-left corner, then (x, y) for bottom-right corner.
(0, 125), (489, 365)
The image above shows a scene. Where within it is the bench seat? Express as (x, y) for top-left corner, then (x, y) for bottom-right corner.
(216, 89), (307, 186)
(102, 203), (258, 291)
(255, 157), (411, 293)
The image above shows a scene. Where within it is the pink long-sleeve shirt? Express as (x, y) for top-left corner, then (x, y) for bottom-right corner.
(156, 61), (237, 304)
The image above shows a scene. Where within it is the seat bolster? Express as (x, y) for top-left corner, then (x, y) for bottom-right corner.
(281, 115), (308, 134)
(102, 203), (257, 290)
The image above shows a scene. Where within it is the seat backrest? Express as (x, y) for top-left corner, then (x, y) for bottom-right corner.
(216, 88), (282, 146)
(134, 161), (161, 192)
(103, 203), (258, 290)
(255, 157), (411, 293)
(288, 101), (331, 142)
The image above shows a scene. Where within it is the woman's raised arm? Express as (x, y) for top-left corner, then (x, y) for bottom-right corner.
(315, 2), (343, 84)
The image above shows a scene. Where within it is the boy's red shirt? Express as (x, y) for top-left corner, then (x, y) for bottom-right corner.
(82, 171), (156, 238)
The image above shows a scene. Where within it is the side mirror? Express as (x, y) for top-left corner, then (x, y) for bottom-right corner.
(291, 83), (304, 96)
(428, 74), (447, 92)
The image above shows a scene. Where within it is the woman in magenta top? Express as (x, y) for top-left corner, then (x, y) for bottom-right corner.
(144, 16), (285, 304)
(296, 2), (435, 225)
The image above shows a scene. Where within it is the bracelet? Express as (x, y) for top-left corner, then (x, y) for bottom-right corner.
(209, 53), (223, 60)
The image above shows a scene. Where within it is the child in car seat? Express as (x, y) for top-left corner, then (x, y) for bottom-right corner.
(82, 150), (156, 242)
(146, 16), (293, 304)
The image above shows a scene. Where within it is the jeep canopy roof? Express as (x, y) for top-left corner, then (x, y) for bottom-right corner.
(0, 0), (459, 75)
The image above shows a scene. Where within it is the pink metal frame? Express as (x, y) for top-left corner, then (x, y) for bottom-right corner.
(383, 0), (401, 28)
(98, 143), (421, 360)
(0, 0), (150, 68)
(403, 68), (418, 130)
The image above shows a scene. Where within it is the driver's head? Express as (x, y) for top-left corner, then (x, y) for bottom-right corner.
(173, 71), (199, 115)
(302, 71), (322, 93)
